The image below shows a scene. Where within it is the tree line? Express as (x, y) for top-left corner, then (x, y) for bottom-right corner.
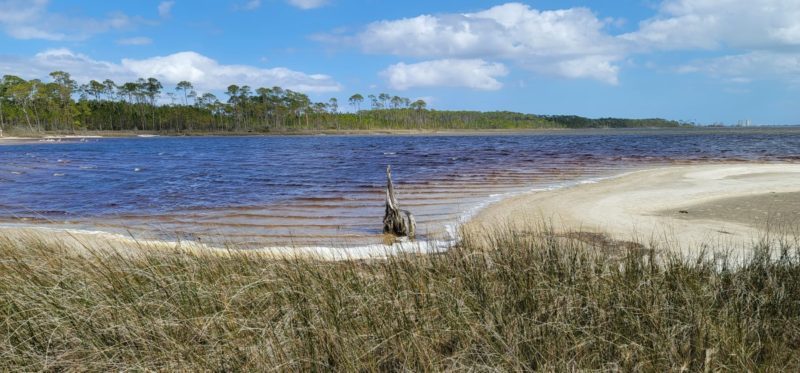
(0, 71), (685, 134)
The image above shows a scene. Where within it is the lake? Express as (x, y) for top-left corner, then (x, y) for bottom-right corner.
(1, 128), (799, 247)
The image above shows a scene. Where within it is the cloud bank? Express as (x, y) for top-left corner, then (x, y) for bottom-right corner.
(622, 0), (800, 84)
(622, 0), (800, 51)
(0, 49), (342, 93)
(0, 0), (136, 41)
(317, 1), (800, 88)
(351, 2), (624, 86)
(382, 59), (508, 90)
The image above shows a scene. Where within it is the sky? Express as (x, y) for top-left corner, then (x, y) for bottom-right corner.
(0, 0), (799, 125)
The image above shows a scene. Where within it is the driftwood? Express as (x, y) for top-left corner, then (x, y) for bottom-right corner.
(383, 165), (416, 238)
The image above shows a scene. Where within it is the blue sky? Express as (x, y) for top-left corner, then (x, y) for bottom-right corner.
(1, 0), (799, 124)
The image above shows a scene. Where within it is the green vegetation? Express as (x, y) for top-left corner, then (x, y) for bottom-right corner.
(1, 226), (798, 370)
(0, 72), (685, 134)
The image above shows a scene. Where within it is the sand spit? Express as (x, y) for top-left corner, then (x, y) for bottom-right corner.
(467, 163), (800, 255)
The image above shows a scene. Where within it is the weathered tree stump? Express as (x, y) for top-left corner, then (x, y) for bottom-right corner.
(383, 165), (416, 239)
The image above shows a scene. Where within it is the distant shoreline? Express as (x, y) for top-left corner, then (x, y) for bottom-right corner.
(2, 126), (798, 145)
(1, 128), (571, 140)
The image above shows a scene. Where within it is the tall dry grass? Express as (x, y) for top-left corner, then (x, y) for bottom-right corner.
(1, 225), (799, 371)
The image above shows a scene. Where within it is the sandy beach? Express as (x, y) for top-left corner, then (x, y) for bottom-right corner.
(0, 135), (105, 145)
(467, 163), (800, 254)
(0, 224), (442, 261)
(0, 136), (43, 145)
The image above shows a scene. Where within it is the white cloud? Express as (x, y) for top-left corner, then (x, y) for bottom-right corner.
(7, 25), (65, 40)
(117, 36), (153, 46)
(622, 0), (800, 51)
(621, 0), (800, 85)
(239, 0), (261, 11)
(287, 0), (328, 10)
(0, 0), (136, 41)
(0, 49), (131, 83)
(158, 1), (175, 18)
(532, 55), (620, 85)
(679, 51), (800, 83)
(122, 51), (341, 92)
(0, 1), (64, 40)
(318, 1), (800, 86)
(0, 0), (47, 24)
(0, 49), (342, 93)
(382, 59), (508, 90)
(351, 2), (623, 84)
(238, 0), (323, 11)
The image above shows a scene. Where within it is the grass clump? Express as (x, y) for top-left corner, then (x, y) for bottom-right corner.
(1, 227), (799, 371)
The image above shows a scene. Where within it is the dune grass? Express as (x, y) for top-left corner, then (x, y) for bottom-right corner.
(1, 226), (799, 371)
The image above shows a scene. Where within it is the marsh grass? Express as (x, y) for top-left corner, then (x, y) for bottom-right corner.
(1, 225), (799, 371)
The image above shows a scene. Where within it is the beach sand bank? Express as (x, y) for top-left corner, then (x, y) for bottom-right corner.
(0, 135), (105, 145)
(0, 136), (43, 145)
(0, 224), (443, 260)
(466, 163), (800, 254)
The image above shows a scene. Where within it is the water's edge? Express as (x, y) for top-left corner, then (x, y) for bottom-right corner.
(1, 167), (651, 260)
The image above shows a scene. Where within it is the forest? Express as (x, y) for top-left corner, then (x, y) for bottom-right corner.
(0, 71), (686, 134)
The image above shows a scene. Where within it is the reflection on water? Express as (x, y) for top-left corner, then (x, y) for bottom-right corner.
(1, 128), (799, 246)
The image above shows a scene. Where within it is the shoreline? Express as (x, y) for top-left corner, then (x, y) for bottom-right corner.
(3, 126), (798, 145)
(3, 162), (800, 258)
(0, 223), (448, 260)
(0, 128), (576, 144)
(465, 163), (800, 254)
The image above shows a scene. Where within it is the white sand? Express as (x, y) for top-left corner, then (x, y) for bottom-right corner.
(0, 225), (445, 260)
(467, 164), (800, 254)
(0, 135), (104, 145)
